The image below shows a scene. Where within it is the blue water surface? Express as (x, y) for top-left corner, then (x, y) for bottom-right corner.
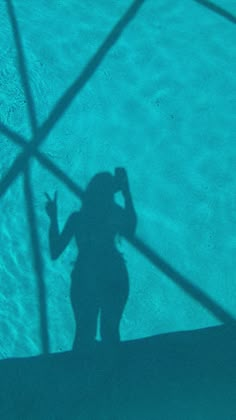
(0, 0), (235, 359)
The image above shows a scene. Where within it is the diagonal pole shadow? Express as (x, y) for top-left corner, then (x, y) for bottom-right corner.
(36, 0), (146, 143)
(130, 237), (235, 324)
(0, 124), (84, 198)
(7, 0), (38, 135)
(34, 154), (235, 325)
(0, 0), (146, 199)
(35, 152), (85, 199)
(194, 0), (236, 24)
(0, 121), (28, 145)
(0, 122), (235, 325)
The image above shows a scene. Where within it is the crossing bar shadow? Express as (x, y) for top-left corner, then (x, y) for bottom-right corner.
(194, 0), (236, 24)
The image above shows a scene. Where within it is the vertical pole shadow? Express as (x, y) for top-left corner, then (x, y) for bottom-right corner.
(23, 163), (49, 353)
(6, 0), (38, 135)
(0, 149), (31, 198)
(194, 0), (236, 24)
(6, 0), (49, 353)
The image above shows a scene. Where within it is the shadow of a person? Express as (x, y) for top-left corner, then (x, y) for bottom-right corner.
(45, 168), (137, 351)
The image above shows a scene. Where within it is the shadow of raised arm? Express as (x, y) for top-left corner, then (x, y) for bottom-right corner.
(45, 192), (78, 260)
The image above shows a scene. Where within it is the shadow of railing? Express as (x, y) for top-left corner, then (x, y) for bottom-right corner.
(7, 0), (37, 135)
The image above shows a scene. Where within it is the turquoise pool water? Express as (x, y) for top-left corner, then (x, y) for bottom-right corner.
(0, 0), (236, 362)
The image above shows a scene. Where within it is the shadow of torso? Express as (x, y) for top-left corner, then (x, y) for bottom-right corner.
(70, 204), (129, 348)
